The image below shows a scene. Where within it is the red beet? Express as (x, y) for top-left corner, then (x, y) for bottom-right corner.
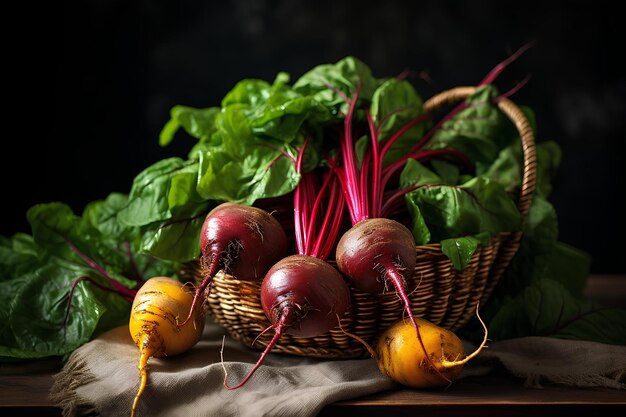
(182, 202), (288, 325)
(335, 218), (416, 294)
(223, 255), (350, 390)
(262, 255), (351, 338)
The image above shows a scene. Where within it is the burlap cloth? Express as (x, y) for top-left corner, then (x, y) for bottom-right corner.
(50, 319), (626, 417)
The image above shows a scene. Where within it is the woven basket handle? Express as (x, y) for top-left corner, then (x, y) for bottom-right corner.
(423, 86), (537, 220)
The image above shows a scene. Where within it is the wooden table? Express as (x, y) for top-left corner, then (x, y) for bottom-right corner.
(2, 275), (625, 416)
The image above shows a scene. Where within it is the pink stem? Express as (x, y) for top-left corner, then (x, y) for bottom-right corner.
(379, 113), (432, 163)
(366, 110), (381, 218)
(382, 261), (451, 384)
(341, 83), (365, 223)
(380, 102), (469, 190)
(311, 175), (345, 260)
(64, 238), (137, 299)
(495, 75), (531, 102)
(303, 173), (318, 255)
(181, 249), (221, 326)
(224, 308), (290, 389)
(381, 43), (533, 190)
(479, 42), (535, 87)
(359, 148), (371, 219)
(293, 183), (306, 255)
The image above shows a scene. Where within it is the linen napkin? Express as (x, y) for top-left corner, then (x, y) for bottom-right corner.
(50, 320), (395, 417)
(463, 336), (626, 389)
(50, 319), (626, 417)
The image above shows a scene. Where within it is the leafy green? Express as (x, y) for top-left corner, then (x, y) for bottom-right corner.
(369, 78), (427, 164)
(198, 144), (300, 205)
(293, 56), (382, 113)
(486, 140), (562, 198)
(404, 174), (522, 242)
(426, 86), (511, 168)
(118, 158), (207, 227)
(440, 236), (481, 271)
(1, 197), (176, 361)
(159, 105), (220, 147)
(193, 75), (328, 203)
(488, 279), (626, 345)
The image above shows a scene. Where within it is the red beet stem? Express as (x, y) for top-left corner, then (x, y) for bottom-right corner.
(180, 244), (223, 326)
(223, 307), (290, 390)
(381, 260), (452, 385)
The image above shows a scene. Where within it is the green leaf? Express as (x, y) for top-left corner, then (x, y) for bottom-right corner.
(159, 105), (220, 146)
(399, 158), (443, 188)
(140, 209), (210, 262)
(118, 158), (203, 227)
(489, 195), (559, 299)
(369, 78), (426, 165)
(250, 95), (330, 142)
(293, 56), (383, 114)
(486, 140), (562, 198)
(0, 233), (41, 279)
(429, 159), (461, 185)
(441, 236), (480, 271)
(542, 242), (592, 297)
(0, 259), (124, 360)
(221, 78), (273, 108)
(407, 201), (431, 246)
(426, 85), (514, 169)
(219, 76), (331, 145)
(1, 198), (176, 360)
(197, 144), (300, 205)
(488, 279), (626, 345)
(82, 193), (137, 242)
(404, 175), (521, 242)
(214, 104), (255, 156)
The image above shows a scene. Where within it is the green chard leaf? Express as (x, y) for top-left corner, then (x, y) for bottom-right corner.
(440, 236), (481, 271)
(488, 279), (626, 345)
(0, 233), (41, 279)
(0, 199), (176, 361)
(403, 174), (521, 242)
(159, 105), (220, 147)
(490, 195), (560, 298)
(293, 56), (383, 114)
(117, 158), (212, 261)
(139, 216), (204, 262)
(486, 140), (562, 198)
(196, 143), (300, 205)
(118, 158), (206, 227)
(426, 85), (520, 171)
(369, 78), (426, 164)
(400, 159), (520, 267)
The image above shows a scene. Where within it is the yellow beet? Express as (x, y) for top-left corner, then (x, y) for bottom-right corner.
(128, 276), (205, 417)
(341, 309), (487, 389)
(375, 318), (466, 388)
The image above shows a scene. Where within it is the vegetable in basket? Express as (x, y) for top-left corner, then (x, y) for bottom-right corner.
(180, 202), (288, 326)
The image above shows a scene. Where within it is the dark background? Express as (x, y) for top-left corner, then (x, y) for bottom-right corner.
(5, 0), (625, 273)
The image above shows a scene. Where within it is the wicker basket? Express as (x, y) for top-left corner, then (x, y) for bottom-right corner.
(181, 86), (537, 359)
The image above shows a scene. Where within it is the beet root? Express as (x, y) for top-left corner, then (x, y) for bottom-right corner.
(335, 218), (416, 294)
(261, 254), (351, 338)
